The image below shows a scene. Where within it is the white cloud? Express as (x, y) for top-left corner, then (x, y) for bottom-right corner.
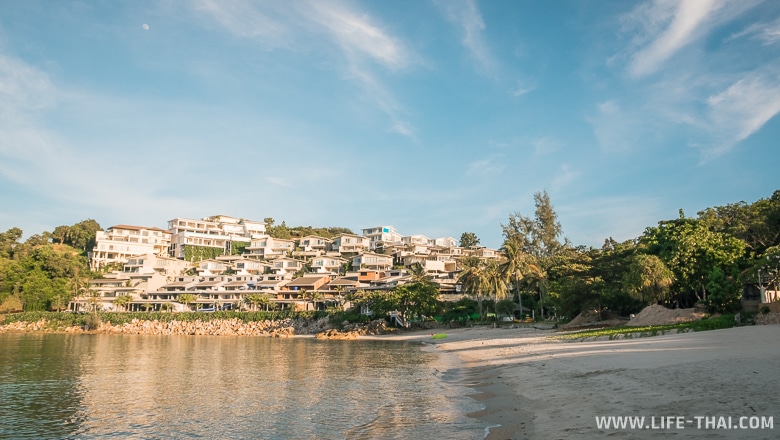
(699, 70), (780, 160)
(192, 0), (292, 44)
(192, 1), (416, 137)
(728, 16), (780, 46)
(390, 120), (415, 138)
(307, 2), (410, 71)
(627, 0), (720, 77)
(0, 54), (56, 118)
(622, 0), (763, 77)
(434, 0), (494, 73)
(466, 154), (506, 176)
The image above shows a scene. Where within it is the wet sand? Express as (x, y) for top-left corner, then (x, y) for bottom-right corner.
(363, 325), (780, 439)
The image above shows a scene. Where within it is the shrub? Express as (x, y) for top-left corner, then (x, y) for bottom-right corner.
(82, 314), (102, 330)
(760, 306), (771, 314)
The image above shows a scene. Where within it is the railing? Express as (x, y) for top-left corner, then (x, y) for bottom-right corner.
(389, 311), (409, 328)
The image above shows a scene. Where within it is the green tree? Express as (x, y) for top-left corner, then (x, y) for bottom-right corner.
(459, 232), (480, 248)
(483, 259), (508, 317)
(51, 225), (71, 245)
(502, 190), (564, 259)
(698, 190), (780, 255)
(177, 293), (197, 311)
(64, 219), (101, 252)
(114, 294), (132, 312)
(623, 254), (674, 306)
(458, 256), (488, 319)
(394, 281), (441, 319)
(408, 262), (432, 283)
(705, 267), (742, 313)
(0, 227), (23, 259)
(641, 217), (746, 306)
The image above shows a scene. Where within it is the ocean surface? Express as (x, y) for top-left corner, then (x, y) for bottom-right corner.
(0, 333), (486, 439)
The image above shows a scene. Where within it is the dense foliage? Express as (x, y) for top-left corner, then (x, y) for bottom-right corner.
(0, 221), (96, 312)
(2, 190), (779, 322)
(263, 218), (353, 239)
(540, 191), (780, 318)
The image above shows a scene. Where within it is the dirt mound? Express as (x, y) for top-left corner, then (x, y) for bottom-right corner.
(561, 310), (626, 330)
(627, 304), (706, 327)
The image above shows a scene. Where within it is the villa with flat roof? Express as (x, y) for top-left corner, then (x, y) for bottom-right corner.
(75, 213), (502, 313)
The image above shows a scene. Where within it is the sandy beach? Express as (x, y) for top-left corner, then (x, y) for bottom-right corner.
(364, 325), (780, 439)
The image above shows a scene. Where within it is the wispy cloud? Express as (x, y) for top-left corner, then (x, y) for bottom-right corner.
(699, 69), (780, 160)
(191, 0), (417, 138)
(307, 2), (411, 71)
(622, 0), (762, 77)
(625, 0), (720, 77)
(192, 0), (292, 44)
(728, 16), (780, 46)
(0, 54), (56, 118)
(434, 0), (494, 73)
(390, 120), (415, 138)
(466, 154), (506, 176)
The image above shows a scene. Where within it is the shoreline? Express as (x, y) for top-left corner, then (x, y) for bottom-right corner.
(365, 325), (780, 439)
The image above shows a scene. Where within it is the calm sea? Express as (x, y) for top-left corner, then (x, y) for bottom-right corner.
(0, 333), (486, 439)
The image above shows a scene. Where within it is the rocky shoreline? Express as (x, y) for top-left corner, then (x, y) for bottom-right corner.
(0, 317), (398, 339)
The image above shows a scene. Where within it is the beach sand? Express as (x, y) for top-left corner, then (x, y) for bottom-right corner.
(363, 325), (780, 439)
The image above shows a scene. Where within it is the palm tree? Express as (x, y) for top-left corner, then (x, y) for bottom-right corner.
(113, 294), (132, 312)
(458, 256), (488, 319)
(177, 293), (197, 311)
(408, 262), (432, 284)
(526, 263), (548, 318)
(246, 293), (272, 311)
(484, 260), (508, 319)
(302, 290), (324, 311)
(500, 239), (529, 317)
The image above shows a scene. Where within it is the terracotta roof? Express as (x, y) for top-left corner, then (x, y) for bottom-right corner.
(287, 276), (329, 287)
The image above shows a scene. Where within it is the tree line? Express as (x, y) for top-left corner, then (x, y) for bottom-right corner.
(458, 190), (780, 320)
(2, 190), (779, 319)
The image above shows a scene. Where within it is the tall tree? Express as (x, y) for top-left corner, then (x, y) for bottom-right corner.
(623, 254), (674, 306)
(459, 232), (480, 248)
(65, 219), (102, 252)
(458, 256), (488, 319)
(641, 218), (746, 307)
(502, 190), (564, 259)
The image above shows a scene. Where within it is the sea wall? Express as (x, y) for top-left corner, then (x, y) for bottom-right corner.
(0, 316), (395, 338)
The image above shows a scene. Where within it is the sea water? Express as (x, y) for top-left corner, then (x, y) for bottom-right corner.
(0, 333), (485, 439)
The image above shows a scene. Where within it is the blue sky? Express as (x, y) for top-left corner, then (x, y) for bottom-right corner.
(1, 0), (779, 249)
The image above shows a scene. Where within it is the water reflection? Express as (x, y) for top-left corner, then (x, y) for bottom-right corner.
(0, 334), (484, 439)
(0, 334), (87, 439)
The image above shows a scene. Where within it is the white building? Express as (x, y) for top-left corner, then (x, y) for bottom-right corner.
(90, 225), (171, 271)
(362, 226), (403, 251)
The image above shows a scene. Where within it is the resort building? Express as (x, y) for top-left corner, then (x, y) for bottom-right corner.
(245, 236), (295, 259)
(74, 213), (508, 313)
(351, 252), (394, 271)
(362, 226), (403, 251)
(330, 234), (369, 255)
(310, 255), (348, 275)
(167, 215), (266, 260)
(89, 225), (171, 271)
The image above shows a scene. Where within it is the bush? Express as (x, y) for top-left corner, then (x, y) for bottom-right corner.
(82, 314), (102, 330)
(761, 306), (771, 314)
